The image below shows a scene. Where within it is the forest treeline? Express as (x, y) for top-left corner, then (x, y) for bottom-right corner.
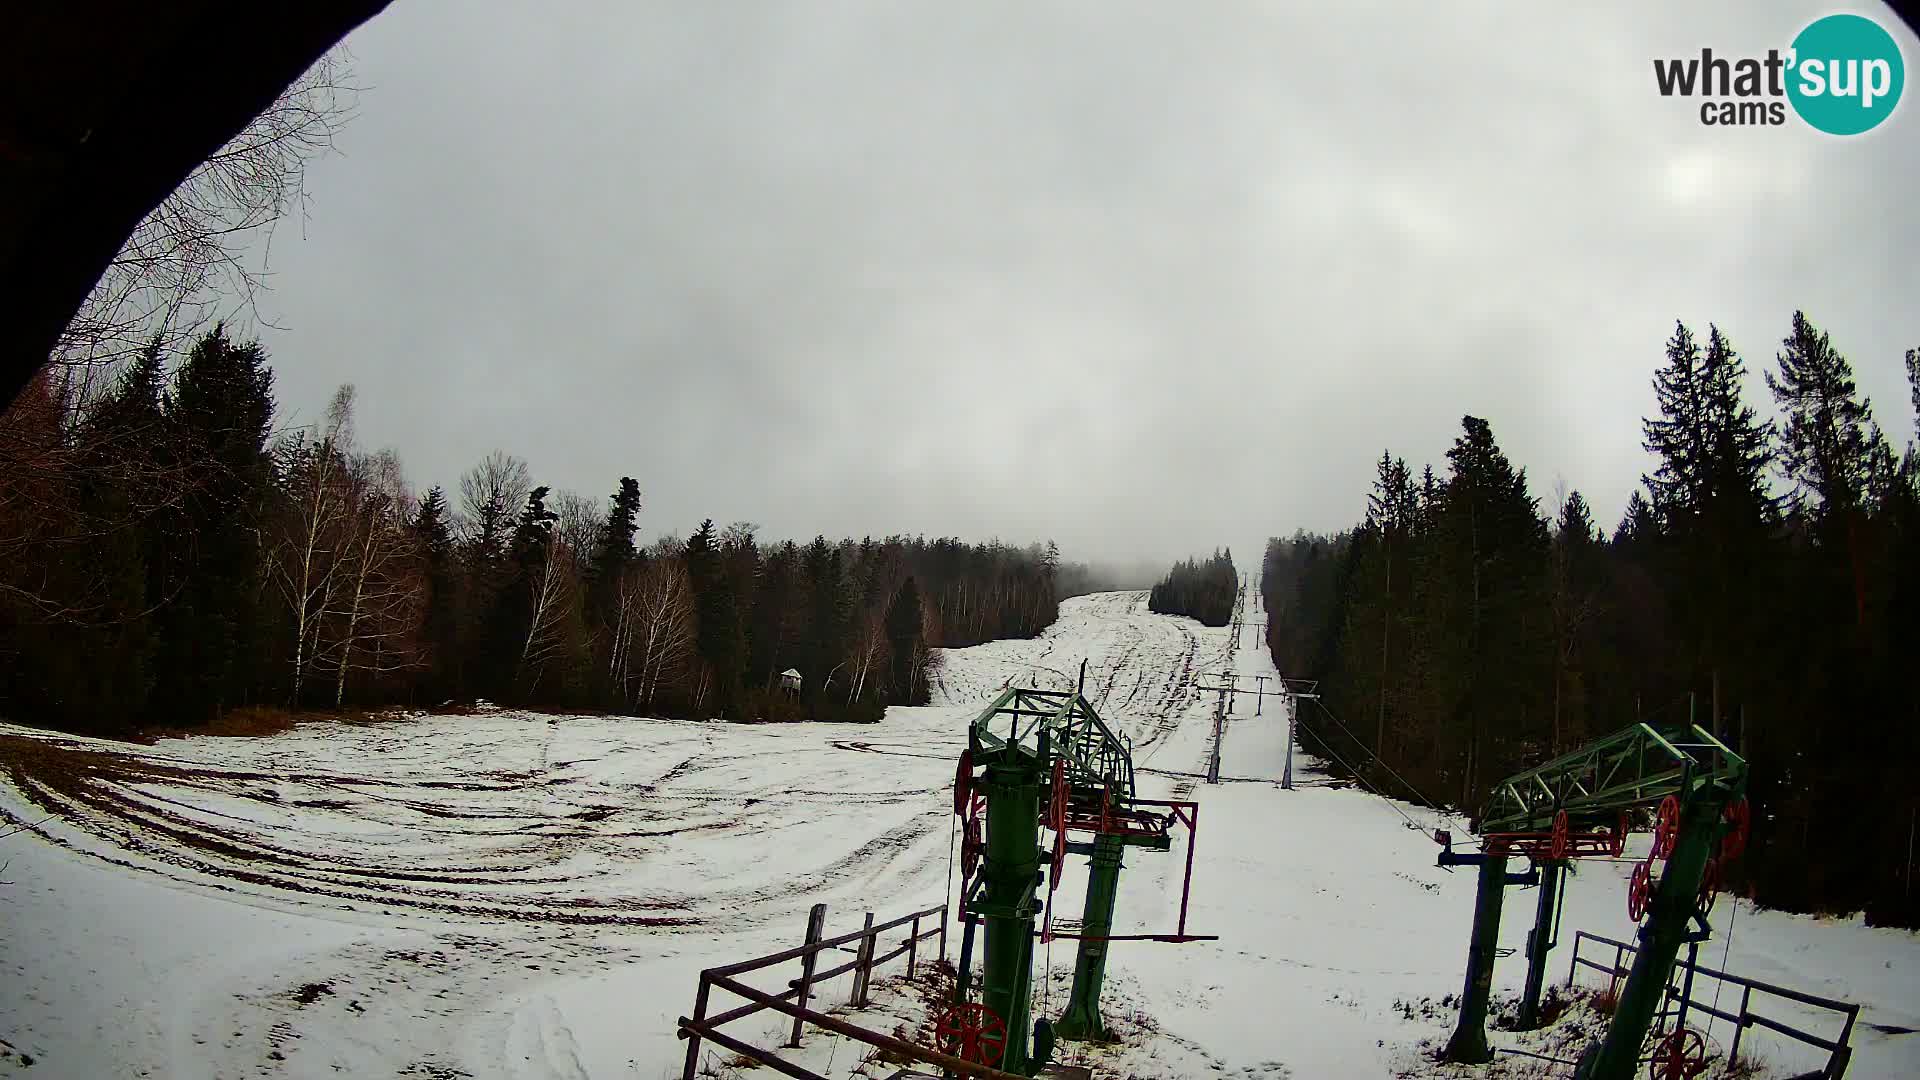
(1148, 550), (1240, 626)
(0, 327), (1081, 733)
(1263, 311), (1920, 926)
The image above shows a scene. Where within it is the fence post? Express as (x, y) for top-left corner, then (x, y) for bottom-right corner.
(682, 976), (712, 1080)
(908, 913), (921, 981)
(938, 903), (949, 964)
(851, 911), (876, 1007)
(1729, 985), (1752, 1064)
(1832, 1004), (1860, 1080)
(1674, 941), (1699, 1033)
(787, 903), (829, 1049)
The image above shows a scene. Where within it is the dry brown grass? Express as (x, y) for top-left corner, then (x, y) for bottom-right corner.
(137, 704), (419, 743)
(1590, 985), (1620, 1017)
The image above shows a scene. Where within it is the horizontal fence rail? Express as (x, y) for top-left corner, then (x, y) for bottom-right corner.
(1566, 930), (1860, 1079)
(676, 901), (1028, 1080)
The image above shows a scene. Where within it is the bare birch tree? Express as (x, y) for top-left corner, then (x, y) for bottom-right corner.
(632, 553), (695, 709)
(847, 613), (888, 705)
(552, 490), (605, 562)
(52, 53), (359, 379)
(516, 524), (579, 695)
(267, 385), (355, 701)
(457, 450), (532, 561)
(318, 450), (424, 705)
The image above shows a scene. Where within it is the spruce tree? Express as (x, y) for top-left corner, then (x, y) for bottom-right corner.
(584, 477), (642, 701)
(413, 486), (460, 700)
(1549, 490), (1604, 750)
(480, 486), (557, 701)
(802, 536), (845, 703)
(54, 347), (170, 723)
(1642, 321), (1708, 526)
(1614, 489), (1659, 545)
(686, 519), (744, 717)
(149, 325), (276, 720)
(588, 478), (642, 614)
(748, 541), (799, 690)
(1768, 311), (1881, 520)
(1432, 415), (1550, 802)
(886, 576), (927, 705)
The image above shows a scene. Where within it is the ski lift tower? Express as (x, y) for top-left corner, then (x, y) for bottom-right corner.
(1432, 720), (1749, 1080)
(946, 681), (1212, 1075)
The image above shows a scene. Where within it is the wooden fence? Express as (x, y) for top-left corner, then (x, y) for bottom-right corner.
(677, 901), (1028, 1080)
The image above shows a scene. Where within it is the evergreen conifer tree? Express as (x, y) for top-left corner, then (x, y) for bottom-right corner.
(149, 325), (276, 719)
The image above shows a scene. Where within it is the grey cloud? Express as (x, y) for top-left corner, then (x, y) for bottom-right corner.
(249, 0), (1920, 565)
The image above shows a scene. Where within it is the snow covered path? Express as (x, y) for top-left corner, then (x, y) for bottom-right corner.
(1, 588), (1915, 1079)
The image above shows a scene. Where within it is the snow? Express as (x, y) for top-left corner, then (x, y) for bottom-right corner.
(1, 588), (1915, 1079)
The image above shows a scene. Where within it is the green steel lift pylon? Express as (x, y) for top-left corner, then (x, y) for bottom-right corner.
(1432, 721), (1747, 1080)
(949, 684), (1210, 1075)
(1054, 831), (1125, 1039)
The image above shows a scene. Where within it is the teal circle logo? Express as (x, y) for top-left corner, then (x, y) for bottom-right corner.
(1787, 14), (1905, 135)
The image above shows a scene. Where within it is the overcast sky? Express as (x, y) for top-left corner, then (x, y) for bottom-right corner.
(247, 1), (1919, 566)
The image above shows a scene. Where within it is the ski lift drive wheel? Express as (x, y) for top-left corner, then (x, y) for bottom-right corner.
(1049, 757), (1068, 831)
(1050, 824), (1067, 890)
(1628, 860), (1653, 922)
(1653, 795), (1681, 860)
(954, 748), (974, 816)
(1722, 798), (1750, 861)
(1611, 810), (1630, 857)
(1696, 856), (1721, 915)
(1550, 809), (1570, 860)
(961, 800), (984, 879)
(1647, 1026), (1708, 1080)
(934, 1001), (1008, 1067)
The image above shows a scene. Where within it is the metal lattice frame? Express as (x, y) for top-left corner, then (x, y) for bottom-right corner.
(968, 687), (1136, 801)
(1480, 723), (1746, 834)
(1443, 721), (1751, 1079)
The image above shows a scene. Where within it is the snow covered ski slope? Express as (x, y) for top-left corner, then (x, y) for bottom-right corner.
(1, 588), (1915, 1079)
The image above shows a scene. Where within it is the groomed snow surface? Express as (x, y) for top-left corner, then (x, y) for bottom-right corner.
(2, 588), (1915, 1079)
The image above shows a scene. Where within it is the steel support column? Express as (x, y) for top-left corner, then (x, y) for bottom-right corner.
(1442, 846), (1510, 1064)
(1576, 807), (1719, 1080)
(1054, 831), (1126, 1041)
(1517, 858), (1564, 1029)
(979, 762), (1042, 1074)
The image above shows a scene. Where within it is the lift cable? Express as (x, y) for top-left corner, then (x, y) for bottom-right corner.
(1290, 718), (1433, 837)
(1307, 696), (1449, 817)
(1708, 895), (1741, 1024)
(946, 807), (958, 922)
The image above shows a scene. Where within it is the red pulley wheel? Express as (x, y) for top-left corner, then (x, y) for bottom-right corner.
(1647, 1026), (1708, 1080)
(1697, 856), (1721, 915)
(1550, 809), (1570, 861)
(1049, 757), (1069, 832)
(934, 1001), (1008, 1067)
(1611, 810), (1630, 857)
(961, 816), (983, 878)
(1051, 820), (1067, 890)
(1653, 795), (1681, 860)
(953, 749), (974, 816)
(1628, 860), (1653, 922)
(1722, 798), (1750, 861)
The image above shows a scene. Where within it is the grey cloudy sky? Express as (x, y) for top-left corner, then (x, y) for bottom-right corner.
(248, 1), (1920, 566)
